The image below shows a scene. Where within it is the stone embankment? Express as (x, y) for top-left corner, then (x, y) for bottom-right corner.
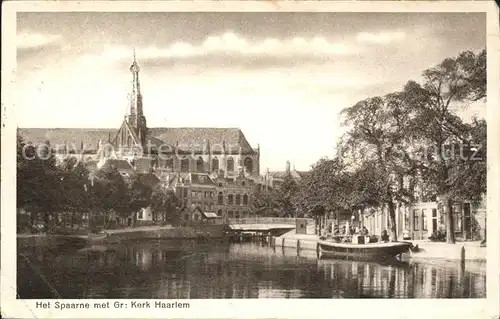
(17, 224), (226, 248)
(271, 230), (487, 262)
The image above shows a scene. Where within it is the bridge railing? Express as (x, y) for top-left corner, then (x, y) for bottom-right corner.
(227, 217), (315, 225)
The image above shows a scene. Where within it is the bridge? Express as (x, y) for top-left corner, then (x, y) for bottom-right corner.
(227, 217), (316, 237)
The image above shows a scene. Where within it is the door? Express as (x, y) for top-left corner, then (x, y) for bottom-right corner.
(463, 203), (472, 240)
(431, 208), (438, 234)
(410, 203), (437, 240)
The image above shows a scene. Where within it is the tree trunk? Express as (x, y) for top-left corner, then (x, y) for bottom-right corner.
(446, 198), (456, 244)
(30, 211), (36, 234)
(387, 201), (398, 242)
(43, 211), (50, 233)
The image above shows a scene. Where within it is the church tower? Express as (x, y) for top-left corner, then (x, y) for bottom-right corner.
(126, 50), (147, 147)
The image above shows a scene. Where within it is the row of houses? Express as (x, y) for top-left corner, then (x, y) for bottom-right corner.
(345, 172), (487, 241)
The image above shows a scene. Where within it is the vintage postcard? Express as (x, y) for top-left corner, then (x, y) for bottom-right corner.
(2, 1), (499, 318)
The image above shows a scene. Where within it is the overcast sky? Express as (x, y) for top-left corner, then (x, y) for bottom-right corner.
(17, 12), (486, 171)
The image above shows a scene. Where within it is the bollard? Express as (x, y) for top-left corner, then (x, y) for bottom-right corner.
(460, 245), (466, 264)
(297, 239), (301, 253)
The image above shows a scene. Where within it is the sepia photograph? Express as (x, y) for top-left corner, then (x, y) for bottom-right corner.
(2, 1), (499, 318)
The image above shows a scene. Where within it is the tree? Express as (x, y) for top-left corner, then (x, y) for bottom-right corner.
(400, 49), (486, 243)
(150, 185), (178, 224)
(91, 165), (130, 228)
(292, 158), (352, 234)
(275, 175), (299, 217)
(340, 94), (416, 241)
(252, 184), (279, 217)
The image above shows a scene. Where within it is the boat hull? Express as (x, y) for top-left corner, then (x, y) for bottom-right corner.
(317, 240), (412, 260)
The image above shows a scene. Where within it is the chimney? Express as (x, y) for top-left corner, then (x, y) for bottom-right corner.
(286, 160), (291, 173)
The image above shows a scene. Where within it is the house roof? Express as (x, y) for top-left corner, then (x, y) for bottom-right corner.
(100, 159), (134, 171)
(187, 173), (216, 186)
(268, 170), (305, 180)
(202, 212), (219, 218)
(135, 173), (161, 188)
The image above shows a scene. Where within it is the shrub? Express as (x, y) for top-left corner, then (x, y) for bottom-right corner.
(428, 230), (446, 242)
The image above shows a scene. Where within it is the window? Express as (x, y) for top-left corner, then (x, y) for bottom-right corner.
(184, 214), (189, 221)
(228, 194), (234, 205)
(244, 157), (253, 173)
(413, 209), (420, 231)
(422, 209), (428, 231)
(235, 212), (240, 219)
(453, 204), (462, 232)
(228, 211), (233, 218)
(218, 183), (223, 187)
(196, 157), (204, 172)
(204, 192), (208, 198)
(242, 181), (246, 186)
(217, 209), (222, 216)
(227, 157), (234, 172)
(165, 157), (173, 170)
(236, 194), (241, 205)
(194, 214), (199, 221)
(212, 158), (219, 172)
(181, 157), (189, 172)
(218, 192), (223, 205)
(243, 194), (248, 205)
(138, 210), (143, 219)
(404, 209), (410, 230)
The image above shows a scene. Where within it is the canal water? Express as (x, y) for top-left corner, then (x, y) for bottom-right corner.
(17, 240), (486, 299)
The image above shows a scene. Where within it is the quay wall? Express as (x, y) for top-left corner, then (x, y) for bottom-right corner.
(102, 225), (226, 243)
(17, 225), (226, 248)
(17, 235), (88, 251)
(271, 234), (487, 262)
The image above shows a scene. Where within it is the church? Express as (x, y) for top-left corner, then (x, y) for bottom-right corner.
(18, 53), (261, 180)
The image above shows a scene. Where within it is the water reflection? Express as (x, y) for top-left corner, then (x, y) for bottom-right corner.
(17, 241), (485, 299)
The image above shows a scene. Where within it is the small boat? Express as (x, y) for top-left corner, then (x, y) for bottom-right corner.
(317, 239), (412, 260)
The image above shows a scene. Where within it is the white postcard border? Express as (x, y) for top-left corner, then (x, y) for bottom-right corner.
(2, 1), (499, 318)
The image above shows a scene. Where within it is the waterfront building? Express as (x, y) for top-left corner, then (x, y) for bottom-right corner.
(167, 172), (218, 214)
(360, 173), (487, 241)
(265, 160), (306, 189)
(211, 166), (257, 220)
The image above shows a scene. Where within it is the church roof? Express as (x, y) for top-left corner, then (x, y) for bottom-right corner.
(18, 127), (255, 154)
(149, 127), (254, 154)
(17, 128), (115, 152)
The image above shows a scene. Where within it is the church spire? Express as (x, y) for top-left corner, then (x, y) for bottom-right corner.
(126, 49), (148, 147)
(129, 48), (142, 120)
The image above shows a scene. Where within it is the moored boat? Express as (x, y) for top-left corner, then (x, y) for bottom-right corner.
(317, 239), (412, 260)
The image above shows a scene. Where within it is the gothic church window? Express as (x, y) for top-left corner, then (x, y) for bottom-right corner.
(227, 157), (234, 172)
(196, 157), (204, 172)
(165, 157), (173, 171)
(228, 194), (234, 205)
(244, 157), (253, 173)
(181, 157), (189, 172)
(236, 194), (241, 205)
(212, 157), (219, 171)
(243, 194), (248, 205)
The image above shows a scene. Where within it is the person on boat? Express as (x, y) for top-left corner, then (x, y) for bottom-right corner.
(381, 230), (390, 242)
(360, 226), (369, 236)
